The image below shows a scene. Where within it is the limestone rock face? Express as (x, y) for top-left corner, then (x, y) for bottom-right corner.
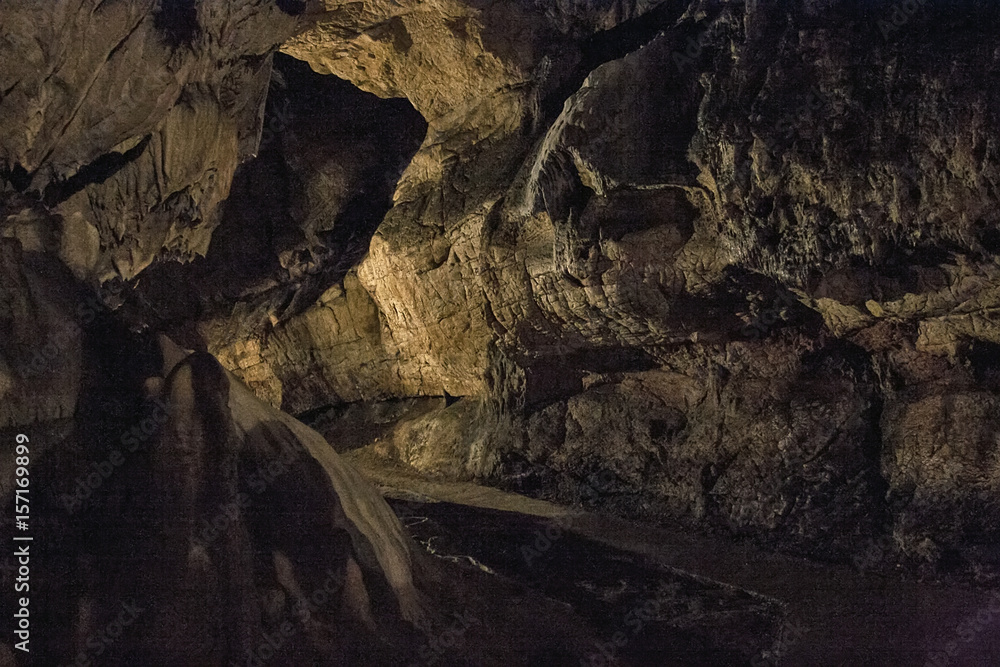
(0, 251), (430, 662)
(0, 0), (307, 282)
(262, 0), (701, 408)
(24, 338), (425, 666)
(5, 0), (1000, 617)
(265, 0), (1000, 578)
(510, 337), (885, 555)
(0, 237), (83, 427)
(0, 298), (600, 664)
(0, 3), (617, 663)
(484, 26), (736, 375)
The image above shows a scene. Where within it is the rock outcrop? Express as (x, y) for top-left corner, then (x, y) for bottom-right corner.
(267, 0), (1000, 579)
(15, 335), (427, 664)
(0, 0), (314, 284)
(0, 2), (650, 663)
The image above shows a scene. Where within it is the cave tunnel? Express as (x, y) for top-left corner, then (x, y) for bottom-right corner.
(1, 1), (1000, 665)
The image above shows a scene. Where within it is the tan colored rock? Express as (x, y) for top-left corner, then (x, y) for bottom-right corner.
(882, 388), (1000, 567)
(209, 271), (409, 412)
(0, 0), (304, 282)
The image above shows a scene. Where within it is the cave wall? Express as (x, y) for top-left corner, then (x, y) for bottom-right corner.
(236, 0), (1000, 579)
(0, 2), (437, 664)
(4, 0), (1000, 586)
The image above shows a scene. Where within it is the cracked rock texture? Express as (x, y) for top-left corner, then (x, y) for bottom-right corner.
(4, 0), (1000, 609)
(283, 0), (1000, 580)
(0, 2), (613, 664)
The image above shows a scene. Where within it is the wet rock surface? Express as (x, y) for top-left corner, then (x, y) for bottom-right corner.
(389, 497), (783, 666)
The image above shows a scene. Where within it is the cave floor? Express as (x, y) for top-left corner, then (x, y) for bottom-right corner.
(348, 458), (1000, 667)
